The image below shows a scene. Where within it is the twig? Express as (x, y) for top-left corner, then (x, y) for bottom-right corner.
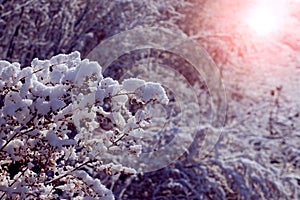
(45, 159), (92, 185)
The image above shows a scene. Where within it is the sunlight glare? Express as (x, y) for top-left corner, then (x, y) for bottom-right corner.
(246, 1), (286, 36)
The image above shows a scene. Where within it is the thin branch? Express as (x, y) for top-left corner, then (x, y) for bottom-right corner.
(45, 159), (92, 185)
(0, 127), (34, 152)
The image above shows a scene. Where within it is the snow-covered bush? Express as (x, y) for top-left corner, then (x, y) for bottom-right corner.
(2, 0), (299, 199)
(0, 51), (169, 199)
(0, 0), (189, 67)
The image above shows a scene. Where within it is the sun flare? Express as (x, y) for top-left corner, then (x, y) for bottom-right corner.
(246, 1), (286, 36)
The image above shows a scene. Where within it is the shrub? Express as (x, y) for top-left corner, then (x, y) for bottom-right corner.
(0, 51), (169, 199)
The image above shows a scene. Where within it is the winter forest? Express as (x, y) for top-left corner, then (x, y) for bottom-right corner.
(0, 0), (299, 199)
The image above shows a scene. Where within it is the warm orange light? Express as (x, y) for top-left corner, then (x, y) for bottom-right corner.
(246, 0), (286, 36)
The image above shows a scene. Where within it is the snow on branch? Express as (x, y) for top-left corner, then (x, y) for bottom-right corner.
(0, 51), (169, 199)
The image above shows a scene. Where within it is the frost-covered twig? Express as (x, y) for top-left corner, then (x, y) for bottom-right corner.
(0, 51), (169, 199)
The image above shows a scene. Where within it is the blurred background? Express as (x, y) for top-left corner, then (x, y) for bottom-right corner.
(1, 0), (299, 199)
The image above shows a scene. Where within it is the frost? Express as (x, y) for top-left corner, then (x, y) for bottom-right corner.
(0, 51), (169, 199)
